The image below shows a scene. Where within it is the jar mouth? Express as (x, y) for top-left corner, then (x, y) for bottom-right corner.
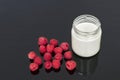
(73, 14), (101, 36)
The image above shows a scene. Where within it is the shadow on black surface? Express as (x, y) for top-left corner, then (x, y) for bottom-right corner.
(45, 68), (52, 73)
(53, 68), (61, 72)
(73, 51), (99, 77)
(30, 69), (40, 75)
(66, 68), (76, 75)
(29, 59), (34, 63)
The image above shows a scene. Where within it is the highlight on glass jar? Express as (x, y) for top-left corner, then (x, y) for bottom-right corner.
(71, 14), (102, 57)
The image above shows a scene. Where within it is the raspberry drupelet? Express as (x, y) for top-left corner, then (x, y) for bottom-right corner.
(39, 45), (46, 55)
(28, 51), (37, 60)
(44, 61), (52, 70)
(44, 52), (52, 61)
(34, 56), (42, 65)
(54, 47), (63, 54)
(52, 59), (61, 69)
(64, 51), (72, 60)
(50, 39), (58, 47)
(60, 42), (69, 51)
(29, 63), (39, 72)
(38, 37), (48, 46)
(54, 53), (63, 61)
(65, 60), (76, 71)
(46, 44), (54, 53)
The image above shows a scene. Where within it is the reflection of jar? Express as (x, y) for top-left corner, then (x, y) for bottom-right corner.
(71, 14), (102, 57)
(73, 53), (98, 76)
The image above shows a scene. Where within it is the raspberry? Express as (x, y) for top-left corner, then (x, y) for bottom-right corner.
(64, 51), (72, 60)
(46, 44), (54, 53)
(44, 52), (52, 61)
(54, 47), (63, 54)
(54, 53), (63, 61)
(52, 59), (61, 69)
(44, 61), (52, 70)
(29, 63), (39, 72)
(65, 60), (76, 71)
(39, 45), (46, 55)
(60, 42), (69, 51)
(34, 56), (42, 65)
(50, 39), (58, 47)
(38, 37), (48, 46)
(28, 51), (37, 60)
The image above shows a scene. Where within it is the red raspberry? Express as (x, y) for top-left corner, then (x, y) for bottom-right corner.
(60, 42), (69, 51)
(65, 60), (77, 71)
(46, 44), (54, 53)
(39, 45), (46, 55)
(50, 39), (58, 47)
(54, 53), (63, 61)
(52, 59), (61, 69)
(44, 52), (52, 61)
(64, 51), (72, 60)
(44, 61), (52, 70)
(38, 37), (48, 46)
(54, 47), (63, 54)
(29, 63), (39, 72)
(28, 51), (37, 60)
(34, 56), (42, 65)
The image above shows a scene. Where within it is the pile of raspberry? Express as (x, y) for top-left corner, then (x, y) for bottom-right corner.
(28, 36), (77, 72)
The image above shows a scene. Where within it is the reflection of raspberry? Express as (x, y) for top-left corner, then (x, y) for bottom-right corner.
(54, 53), (63, 61)
(44, 61), (52, 70)
(29, 63), (39, 72)
(50, 39), (58, 47)
(44, 52), (52, 61)
(52, 59), (61, 69)
(38, 37), (48, 46)
(54, 47), (63, 54)
(46, 44), (54, 53)
(64, 51), (72, 60)
(60, 42), (69, 51)
(39, 45), (46, 55)
(28, 51), (37, 60)
(34, 56), (42, 65)
(65, 60), (76, 71)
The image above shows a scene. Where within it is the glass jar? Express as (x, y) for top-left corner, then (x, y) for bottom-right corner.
(71, 14), (102, 57)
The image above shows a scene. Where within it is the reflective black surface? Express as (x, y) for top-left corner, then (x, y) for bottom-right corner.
(0, 0), (120, 80)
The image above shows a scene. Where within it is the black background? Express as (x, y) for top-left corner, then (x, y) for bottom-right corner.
(0, 0), (120, 80)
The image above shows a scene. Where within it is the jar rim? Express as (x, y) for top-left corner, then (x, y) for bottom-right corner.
(73, 14), (101, 36)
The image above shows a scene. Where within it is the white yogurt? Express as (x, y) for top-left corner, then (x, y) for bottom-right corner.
(76, 23), (98, 33)
(71, 14), (102, 57)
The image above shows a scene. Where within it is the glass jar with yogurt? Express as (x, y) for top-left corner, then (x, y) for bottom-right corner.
(71, 14), (102, 57)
